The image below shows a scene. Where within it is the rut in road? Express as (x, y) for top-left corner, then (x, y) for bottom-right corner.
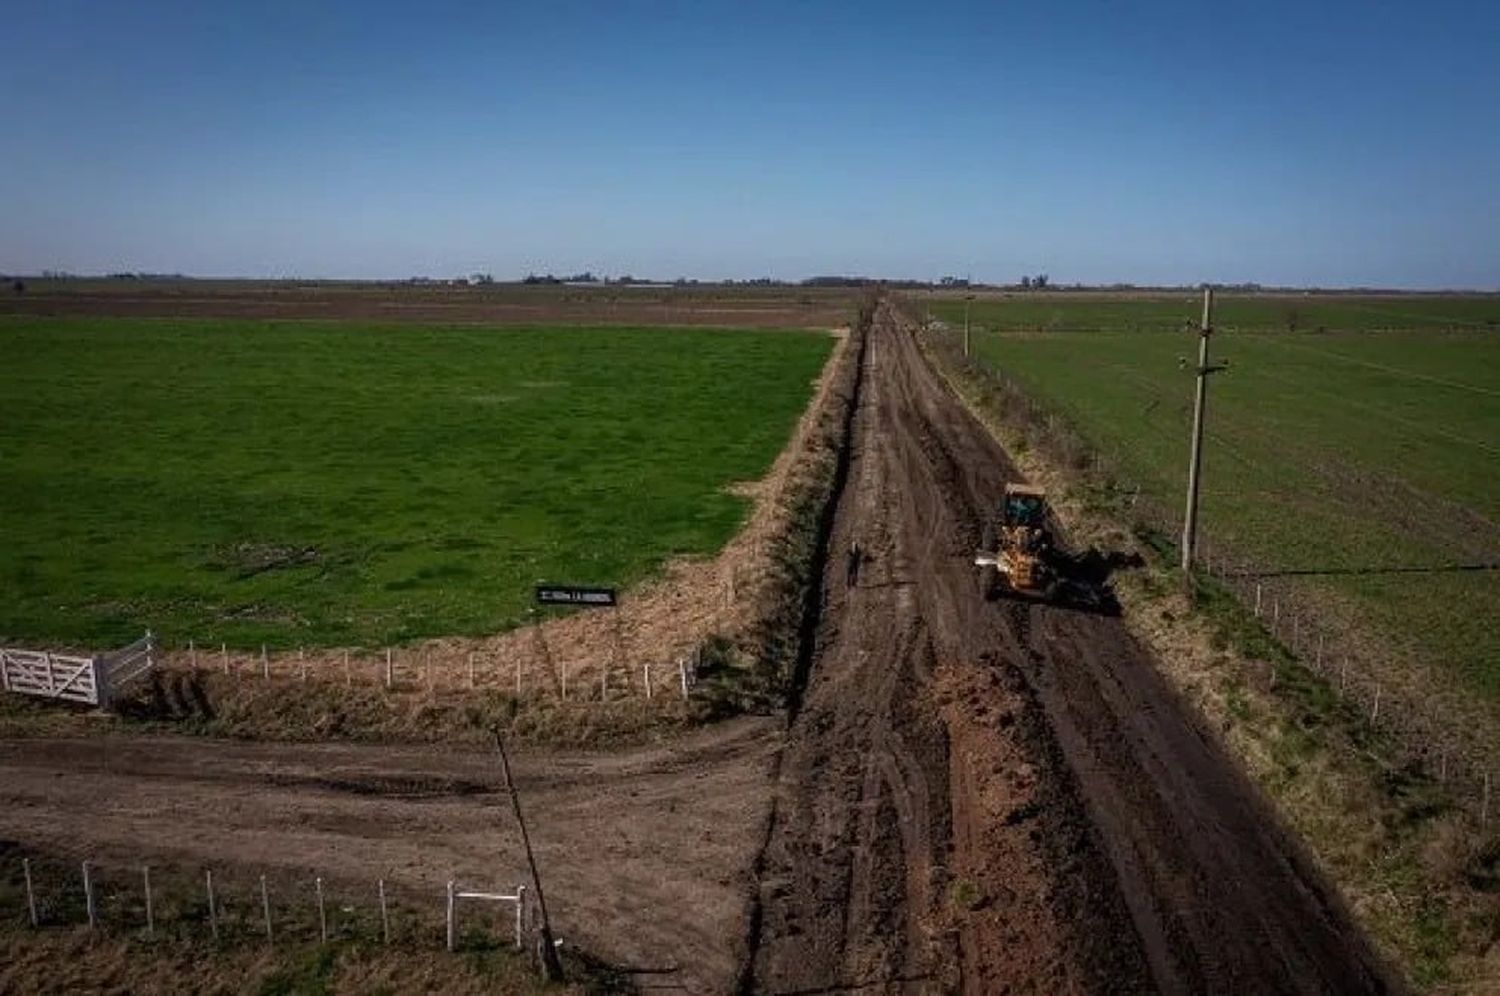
(742, 301), (1396, 995)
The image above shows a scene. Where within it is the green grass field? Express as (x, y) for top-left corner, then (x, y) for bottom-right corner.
(929, 294), (1500, 700)
(1, 317), (833, 650)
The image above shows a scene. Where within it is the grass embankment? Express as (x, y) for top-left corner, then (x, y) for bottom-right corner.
(918, 307), (1500, 991)
(1, 318), (832, 651)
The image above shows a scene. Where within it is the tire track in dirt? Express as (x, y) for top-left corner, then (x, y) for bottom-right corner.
(742, 300), (1396, 993)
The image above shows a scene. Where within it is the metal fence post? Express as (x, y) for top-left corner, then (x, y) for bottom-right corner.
(378, 879), (390, 944)
(515, 884), (527, 949)
(316, 876), (328, 942)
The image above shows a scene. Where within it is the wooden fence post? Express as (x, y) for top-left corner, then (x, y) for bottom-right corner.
(468, 652), (476, 690)
(643, 661), (652, 700)
(261, 645), (270, 681)
(221, 643), (229, 676)
(23, 858), (37, 927)
(316, 876), (328, 942)
(143, 865), (155, 938)
(378, 879), (390, 944)
(679, 658), (690, 699)
(385, 649), (393, 689)
(299, 649), (307, 683)
(515, 656), (522, 697)
(1484, 773), (1491, 828)
(82, 861), (97, 930)
(189, 640), (197, 673)
(1371, 685), (1381, 723)
(261, 875), (273, 943)
(343, 650), (350, 688)
(1254, 584), (1262, 617)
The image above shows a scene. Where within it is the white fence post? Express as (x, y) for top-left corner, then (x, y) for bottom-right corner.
(261, 875), (273, 943)
(82, 861), (97, 929)
(206, 869), (218, 940)
(643, 661), (652, 700)
(316, 876), (328, 942)
(261, 645), (270, 681)
(679, 658), (689, 699)
(23, 857), (37, 927)
(221, 643), (229, 676)
(516, 884), (527, 949)
(378, 879), (390, 944)
(385, 649), (394, 689)
(446, 880), (456, 951)
(143, 865), (155, 938)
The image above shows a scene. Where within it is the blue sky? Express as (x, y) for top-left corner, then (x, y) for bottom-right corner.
(4, 0), (1497, 287)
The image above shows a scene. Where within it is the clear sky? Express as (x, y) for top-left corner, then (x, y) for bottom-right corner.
(4, 0), (1497, 288)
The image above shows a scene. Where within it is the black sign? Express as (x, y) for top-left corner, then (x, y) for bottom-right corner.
(534, 585), (617, 607)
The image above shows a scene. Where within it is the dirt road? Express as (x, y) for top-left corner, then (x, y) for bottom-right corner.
(742, 304), (1395, 993)
(0, 718), (778, 994)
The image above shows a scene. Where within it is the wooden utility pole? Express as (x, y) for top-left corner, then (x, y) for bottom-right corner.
(494, 731), (564, 982)
(963, 293), (973, 357)
(1180, 287), (1228, 572)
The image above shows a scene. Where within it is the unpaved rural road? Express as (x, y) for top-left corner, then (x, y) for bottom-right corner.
(741, 304), (1395, 994)
(0, 300), (1396, 994)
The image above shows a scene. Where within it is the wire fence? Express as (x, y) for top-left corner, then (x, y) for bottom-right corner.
(3, 850), (540, 959)
(158, 632), (701, 705)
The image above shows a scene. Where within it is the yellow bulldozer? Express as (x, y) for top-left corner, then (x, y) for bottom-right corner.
(974, 483), (1060, 601)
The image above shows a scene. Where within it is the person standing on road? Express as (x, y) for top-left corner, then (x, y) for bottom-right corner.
(846, 540), (863, 588)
